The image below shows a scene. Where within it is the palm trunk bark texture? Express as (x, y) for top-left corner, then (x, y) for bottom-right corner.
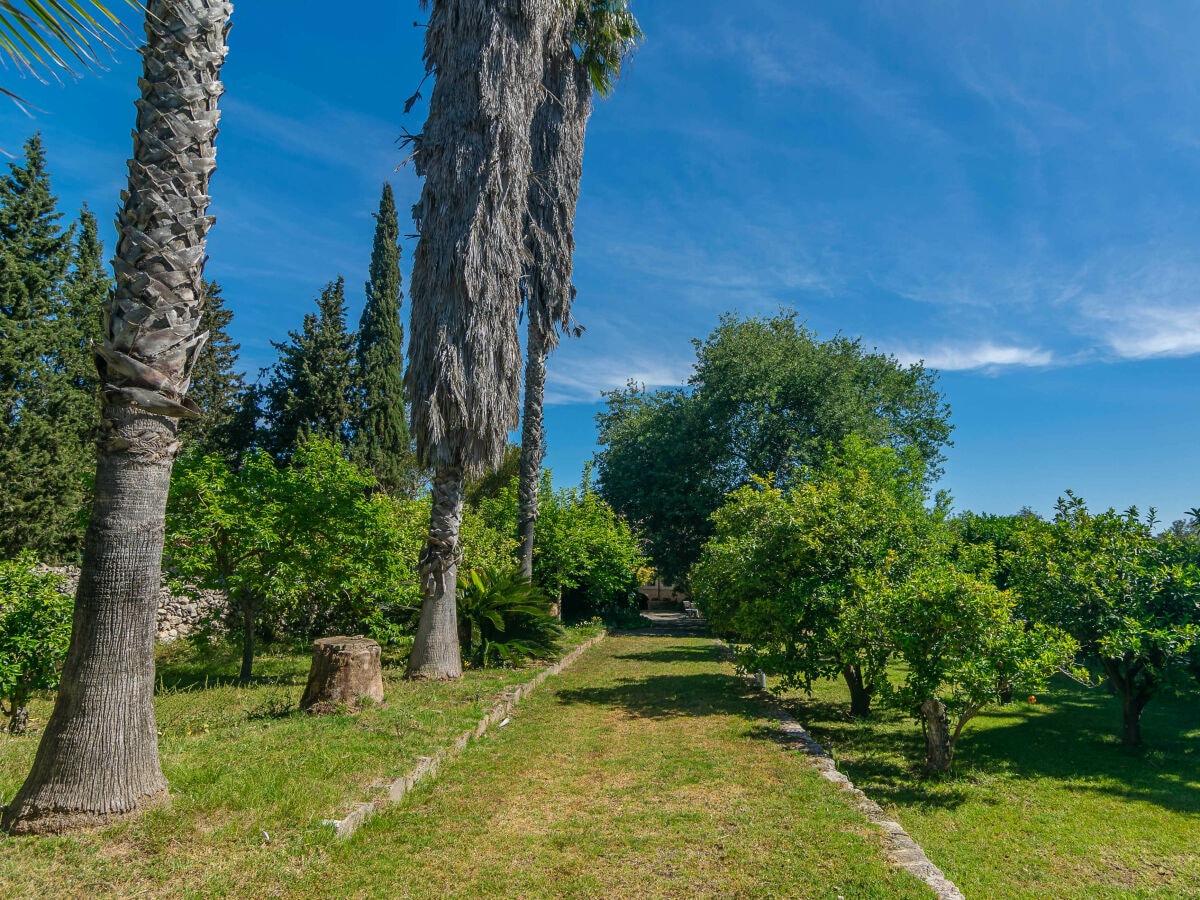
(406, 0), (554, 678)
(516, 16), (591, 579)
(3, 0), (231, 834)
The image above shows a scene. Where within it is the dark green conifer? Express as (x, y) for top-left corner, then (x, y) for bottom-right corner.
(355, 182), (417, 495)
(0, 135), (84, 560)
(263, 277), (356, 457)
(183, 280), (249, 458)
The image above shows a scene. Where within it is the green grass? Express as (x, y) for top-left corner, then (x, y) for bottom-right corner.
(280, 633), (928, 899)
(0, 627), (601, 898)
(781, 674), (1200, 899)
(0, 629), (927, 899)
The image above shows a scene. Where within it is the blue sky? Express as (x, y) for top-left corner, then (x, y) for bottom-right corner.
(4, 1), (1199, 523)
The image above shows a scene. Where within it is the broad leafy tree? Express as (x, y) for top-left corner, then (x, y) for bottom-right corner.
(0, 554), (73, 735)
(516, 0), (641, 577)
(4, 0), (232, 834)
(355, 183), (417, 496)
(693, 437), (939, 717)
(404, 0), (557, 679)
(1008, 493), (1200, 746)
(475, 466), (646, 619)
(168, 441), (410, 681)
(886, 549), (1076, 774)
(597, 310), (953, 582)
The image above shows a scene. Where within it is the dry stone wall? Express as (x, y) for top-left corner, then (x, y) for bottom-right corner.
(38, 565), (229, 643)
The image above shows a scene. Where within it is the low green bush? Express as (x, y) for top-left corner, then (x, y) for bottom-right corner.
(0, 554), (72, 734)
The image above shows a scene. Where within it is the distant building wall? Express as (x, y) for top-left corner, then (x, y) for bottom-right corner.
(637, 580), (687, 610)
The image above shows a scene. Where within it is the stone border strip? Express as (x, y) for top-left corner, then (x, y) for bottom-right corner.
(715, 643), (964, 900)
(323, 631), (608, 840)
(771, 707), (965, 900)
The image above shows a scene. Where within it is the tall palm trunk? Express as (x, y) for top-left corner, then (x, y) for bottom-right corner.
(405, 0), (553, 679)
(3, 0), (231, 834)
(517, 17), (591, 579)
(408, 466), (465, 679)
(517, 323), (548, 579)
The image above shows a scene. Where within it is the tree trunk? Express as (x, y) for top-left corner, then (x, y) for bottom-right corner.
(842, 664), (871, 718)
(407, 465), (465, 680)
(239, 596), (256, 683)
(1121, 691), (1147, 747)
(1104, 657), (1150, 747)
(2, 0), (230, 835)
(921, 698), (953, 775)
(516, 16), (593, 581)
(517, 325), (547, 580)
(6, 686), (30, 736)
(3, 413), (175, 832)
(300, 637), (384, 711)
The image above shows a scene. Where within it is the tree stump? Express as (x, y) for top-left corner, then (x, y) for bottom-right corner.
(300, 636), (384, 713)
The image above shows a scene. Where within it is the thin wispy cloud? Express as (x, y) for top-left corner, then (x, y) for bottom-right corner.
(543, 348), (694, 406)
(222, 97), (406, 184)
(1074, 261), (1200, 360)
(896, 342), (1053, 372)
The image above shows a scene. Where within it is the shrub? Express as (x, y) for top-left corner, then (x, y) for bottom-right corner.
(0, 555), (73, 734)
(474, 469), (646, 622)
(456, 567), (563, 668)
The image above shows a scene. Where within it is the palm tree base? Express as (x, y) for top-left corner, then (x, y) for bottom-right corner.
(3, 789), (169, 836)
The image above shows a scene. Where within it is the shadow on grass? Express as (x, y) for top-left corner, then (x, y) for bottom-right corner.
(154, 644), (308, 693)
(613, 645), (721, 664)
(957, 687), (1200, 816)
(556, 672), (762, 721)
(759, 694), (972, 811)
(783, 678), (1200, 816)
(155, 668), (304, 693)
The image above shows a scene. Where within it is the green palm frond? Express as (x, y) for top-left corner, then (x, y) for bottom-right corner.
(457, 567), (564, 668)
(572, 0), (642, 98)
(0, 0), (139, 83)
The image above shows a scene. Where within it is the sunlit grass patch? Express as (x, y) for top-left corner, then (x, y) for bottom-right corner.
(785, 673), (1200, 899)
(0, 626), (602, 898)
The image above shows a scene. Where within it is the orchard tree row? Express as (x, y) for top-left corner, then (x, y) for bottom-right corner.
(596, 311), (1200, 773)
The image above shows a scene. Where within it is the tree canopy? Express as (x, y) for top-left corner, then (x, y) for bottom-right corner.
(595, 309), (953, 582)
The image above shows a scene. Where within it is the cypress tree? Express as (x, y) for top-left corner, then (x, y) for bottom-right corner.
(182, 279), (249, 458)
(355, 182), (416, 495)
(64, 205), (108, 398)
(0, 135), (81, 560)
(262, 277), (356, 457)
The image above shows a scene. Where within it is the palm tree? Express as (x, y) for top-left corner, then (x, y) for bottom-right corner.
(3, 0), (232, 835)
(0, 1), (139, 103)
(405, 0), (558, 680)
(517, 0), (641, 579)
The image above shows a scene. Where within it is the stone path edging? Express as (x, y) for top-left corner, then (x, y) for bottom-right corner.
(323, 631), (608, 840)
(717, 643), (965, 900)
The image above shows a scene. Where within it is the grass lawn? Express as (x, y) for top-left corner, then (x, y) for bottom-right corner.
(0, 626), (601, 898)
(283, 631), (928, 900)
(782, 674), (1200, 899)
(1, 628), (929, 899)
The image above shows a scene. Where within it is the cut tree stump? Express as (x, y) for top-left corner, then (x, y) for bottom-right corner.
(300, 636), (384, 712)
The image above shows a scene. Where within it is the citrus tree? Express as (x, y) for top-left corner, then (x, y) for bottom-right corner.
(885, 548), (1077, 774)
(0, 555), (72, 734)
(692, 437), (939, 717)
(1008, 493), (1200, 746)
